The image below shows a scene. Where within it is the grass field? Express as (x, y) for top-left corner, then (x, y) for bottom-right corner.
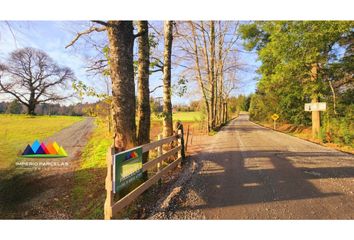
(0, 114), (83, 169)
(151, 111), (205, 122)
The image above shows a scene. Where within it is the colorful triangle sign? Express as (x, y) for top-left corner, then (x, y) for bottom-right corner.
(21, 140), (68, 158)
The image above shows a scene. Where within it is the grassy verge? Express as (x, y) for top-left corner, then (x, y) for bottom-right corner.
(71, 118), (109, 219)
(151, 111), (204, 122)
(0, 114), (83, 169)
(255, 121), (354, 154)
(71, 112), (206, 219)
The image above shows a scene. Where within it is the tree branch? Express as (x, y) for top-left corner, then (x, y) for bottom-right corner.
(150, 68), (163, 74)
(134, 29), (147, 39)
(150, 85), (163, 93)
(92, 20), (108, 26)
(65, 26), (106, 49)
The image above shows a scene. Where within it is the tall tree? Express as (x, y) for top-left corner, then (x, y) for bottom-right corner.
(66, 21), (153, 150)
(200, 21), (213, 131)
(136, 21), (151, 181)
(0, 47), (74, 115)
(106, 21), (137, 150)
(240, 21), (353, 132)
(137, 21), (151, 145)
(162, 21), (174, 138)
(189, 21), (211, 131)
(176, 21), (241, 131)
(216, 21), (225, 125)
(210, 21), (216, 129)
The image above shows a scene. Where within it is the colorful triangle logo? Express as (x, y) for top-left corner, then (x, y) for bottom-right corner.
(21, 140), (68, 158)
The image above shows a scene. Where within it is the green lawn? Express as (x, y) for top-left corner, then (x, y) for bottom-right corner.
(0, 114), (83, 169)
(72, 119), (110, 219)
(152, 111), (205, 122)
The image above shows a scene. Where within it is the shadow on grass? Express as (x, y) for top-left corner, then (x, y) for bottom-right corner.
(0, 164), (178, 219)
(0, 167), (107, 219)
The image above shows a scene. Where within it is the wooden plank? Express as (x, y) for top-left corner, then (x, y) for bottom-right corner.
(185, 125), (190, 152)
(104, 147), (114, 220)
(157, 134), (163, 186)
(178, 129), (182, 162)
(142, 145), (181, 171)
(142, 135), (178, 153)
(111, 157), (182, 216)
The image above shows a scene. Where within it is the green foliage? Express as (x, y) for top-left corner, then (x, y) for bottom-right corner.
(241, 21), (353, 146)
(102, 46), (111, 76)
(172, 76), (188, 97)
(6, 100), (23, 114)
(150, 97), (163, 115)
(228, 95), (252, 114)
(72, 80), (108, 101)
(249, 93), (268, 121)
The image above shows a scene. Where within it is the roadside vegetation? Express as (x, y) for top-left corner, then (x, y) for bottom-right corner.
(70, 111), (206, 218)
(240, 21), (353, 150)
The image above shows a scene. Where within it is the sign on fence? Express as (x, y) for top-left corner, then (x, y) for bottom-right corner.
(113, 146), (143, 193)
(304, 102), (326, 112)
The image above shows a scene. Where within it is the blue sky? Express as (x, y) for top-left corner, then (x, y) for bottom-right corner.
(0, 21), (259, 105)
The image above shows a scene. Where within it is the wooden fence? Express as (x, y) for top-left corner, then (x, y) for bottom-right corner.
(104, 123), (187, 219)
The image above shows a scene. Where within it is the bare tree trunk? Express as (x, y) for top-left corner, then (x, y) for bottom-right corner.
(201, 21), (213, 131)
(137, 21), (150, 180)
(225, 101), (228, 122)
(190, 21), (211, 132)
(328, 80), (337, 115)
(107, 21), (136, 151)
(217, 21), (224, 125)
(162, 21), (173, 138)
(210, 21), (216, 129)
(28, 95), (36, 115)
(222, 100), (228, 123)
(137, 21), (151, 145)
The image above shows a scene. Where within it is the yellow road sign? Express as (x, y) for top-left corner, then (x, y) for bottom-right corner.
(271, 114), (279, 121)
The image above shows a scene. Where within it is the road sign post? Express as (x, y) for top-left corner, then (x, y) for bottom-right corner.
(271, 114), (279, 130)
(304, 101), (326, 139)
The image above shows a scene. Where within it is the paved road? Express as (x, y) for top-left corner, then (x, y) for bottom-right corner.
(162, 113), (354, 219)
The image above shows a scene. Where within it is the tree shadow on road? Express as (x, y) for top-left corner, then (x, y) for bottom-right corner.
(174, 149), (354, 215)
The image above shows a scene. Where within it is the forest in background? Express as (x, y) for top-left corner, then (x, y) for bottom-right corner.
(240, 21), (353, 146)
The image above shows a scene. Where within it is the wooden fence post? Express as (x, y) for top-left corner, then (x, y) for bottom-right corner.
(157, 133), (163, 185)
(104, 147), (114, 220)
(176, 122), (186, 164)
(185, 125), (190, 153)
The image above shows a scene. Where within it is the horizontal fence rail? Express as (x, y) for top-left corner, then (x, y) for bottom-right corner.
(104, 124), (186, 219)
